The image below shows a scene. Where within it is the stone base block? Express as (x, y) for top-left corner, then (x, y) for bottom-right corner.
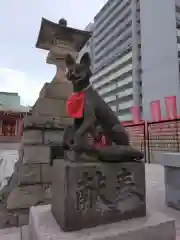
(0, 211), (18, 229)
(41, 164), (52, 184)
(32, 98), (67, 117)
(51, 160), (146, 231)
(43, 129), (63, 144)
(18, 211), (29, 226)
(22, 130), (43, 144)
(7, 185), (48, 211)
(18, 164), (41, 185)
(159, 152), (180, 210)
(29, 205), (176, 240)
(17, 163), (52, 186)
(23, 145), (50, 164)
(39, 82), (72, 99)
(23, 115), (72, 129)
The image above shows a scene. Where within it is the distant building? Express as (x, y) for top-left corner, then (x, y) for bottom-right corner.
(79, 0), (180, 121)
(0, 92), (20, 107)
(91, 0), (140, 121)
(0, 92), (30, 140)
(79, 0), (140, 121)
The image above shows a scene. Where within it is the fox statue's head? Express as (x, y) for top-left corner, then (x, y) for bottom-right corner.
(65, 53), (92, 90)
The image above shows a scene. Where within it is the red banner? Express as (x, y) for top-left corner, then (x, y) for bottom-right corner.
(164, 96), (177, 120)
(131, 105), (140, 124)
(150, 100), (162, 121)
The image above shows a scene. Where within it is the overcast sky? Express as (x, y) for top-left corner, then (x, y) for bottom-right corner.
(0, 0), (107, 106)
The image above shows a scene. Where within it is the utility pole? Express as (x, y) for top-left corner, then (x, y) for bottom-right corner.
(115, 83), (119, 115)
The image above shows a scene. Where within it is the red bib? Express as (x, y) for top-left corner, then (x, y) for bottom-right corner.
(94, 136), (107, 148)
(66, 92), (85, 119)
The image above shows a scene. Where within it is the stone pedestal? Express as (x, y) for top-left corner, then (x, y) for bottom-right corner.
(51, 160), (146, 231)
(159, 152), (180, 210)
(29, 205), (176, 240)
(4, 80), (72, 228)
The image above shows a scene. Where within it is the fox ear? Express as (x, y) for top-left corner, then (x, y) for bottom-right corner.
(80, 53), (91, 67)
(65, 54), (76, 68)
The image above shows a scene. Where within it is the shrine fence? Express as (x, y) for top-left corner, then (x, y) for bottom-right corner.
(124, 122), (147, 162)
(124, 118), (180, 163)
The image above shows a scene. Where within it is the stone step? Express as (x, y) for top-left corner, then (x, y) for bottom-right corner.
(21, 226), (29, 240)
(0, 226), (29, 240)
(29, 204), (176, 240)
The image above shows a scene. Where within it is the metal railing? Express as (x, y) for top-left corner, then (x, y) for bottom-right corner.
(147, 119), (180, 163)
(124, 122), (147, 162)
(124, 118), (180, 163)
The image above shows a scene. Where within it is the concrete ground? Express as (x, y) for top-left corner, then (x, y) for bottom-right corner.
(0, 143), (19, 191)
(146, 163), (180, 224)
(146, 163), (180, 239)
(0, 142), (20, 151)
(1, 161), (180, 239)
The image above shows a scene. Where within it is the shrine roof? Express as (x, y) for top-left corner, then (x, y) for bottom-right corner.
(0, 105), (30, 114)
(36, 18), (92, 52)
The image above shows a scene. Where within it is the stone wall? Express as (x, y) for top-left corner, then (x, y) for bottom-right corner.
(0, 81), (72, 228)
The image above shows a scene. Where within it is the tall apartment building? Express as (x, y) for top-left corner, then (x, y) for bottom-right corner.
(140, 0), (180, 119)
(91, 0), (141, 121)
(79, 0), (180, 121)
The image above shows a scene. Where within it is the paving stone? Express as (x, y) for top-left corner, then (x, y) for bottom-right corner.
(23, 145), (50, 164)
(6, 185), (46, 211)
(22, 130), (43, 144)
(0, 227), (21, 240)
(29, 205), (176, 240)
(43, 130), (63, 144)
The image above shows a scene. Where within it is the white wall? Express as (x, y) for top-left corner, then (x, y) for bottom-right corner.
(0, 150), (18, 191)
(140, 0), (180, 119)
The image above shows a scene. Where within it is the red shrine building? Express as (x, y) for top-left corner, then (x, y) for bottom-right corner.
(0, 92), (30, 141)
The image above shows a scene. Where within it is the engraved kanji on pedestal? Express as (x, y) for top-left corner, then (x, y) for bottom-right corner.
(52, 160), (146, 231)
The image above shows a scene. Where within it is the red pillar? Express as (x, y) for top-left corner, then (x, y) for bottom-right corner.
(150, 100), (162, 121)
(18, 118), (23, 137)
(164, 96), (177, 120)
(0, 119), (2, 135)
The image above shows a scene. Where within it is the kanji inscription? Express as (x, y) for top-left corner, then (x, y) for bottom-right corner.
(76, 168), (142, 213)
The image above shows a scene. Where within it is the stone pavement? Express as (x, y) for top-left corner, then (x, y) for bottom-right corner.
(0, 142), (20, 151)
(0, 226), (29, 240)
(1, 163), (180, 239)
(146, 163), (180, 239)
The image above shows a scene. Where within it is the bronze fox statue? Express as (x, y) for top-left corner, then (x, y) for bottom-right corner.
(64, 53), (143, 161)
